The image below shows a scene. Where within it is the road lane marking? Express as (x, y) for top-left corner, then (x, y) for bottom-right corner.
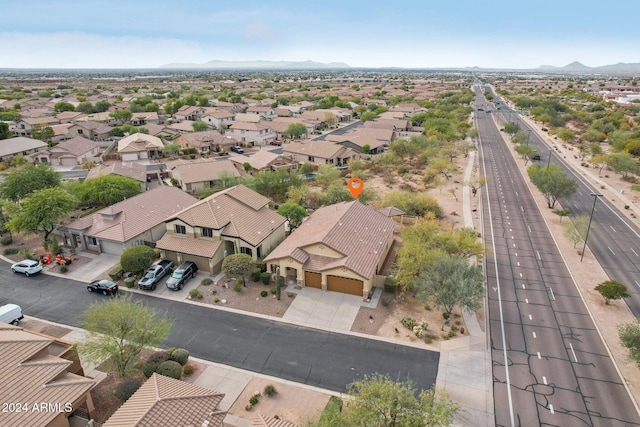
(608, 247), (616, 255)
(549, 288), (556, 301)
(527, 225), (531, 233)
(533, 332), (537, 338)
(529, 314), (532, 320)
(536, 251), (541, 260)
(513, 244), (516, 247)
(543, 376), (547, 385)
(522, 284), (526, 289)
(515, 253), (518, 256)
(521, 206), (524, 212)
(635, 281), (640, 289)
(631, 248), (638, 257)
(570, 343), (578, 362)
(517, 262), (520, 266)
(537, 352), (541, 359)
(610, 225), (616, 233)
(519, 273), (523, 277)
(525, 299), (529, 304)
(549, 404), (554, 414)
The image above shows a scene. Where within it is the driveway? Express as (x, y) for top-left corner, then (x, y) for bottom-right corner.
(282, 287), (362, 331)
(65, 253), (119, 282)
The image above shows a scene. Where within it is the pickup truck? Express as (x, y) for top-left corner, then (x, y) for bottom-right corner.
(138, 260), (174, 290)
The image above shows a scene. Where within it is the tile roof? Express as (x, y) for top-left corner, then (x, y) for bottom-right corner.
(0, 324), (95, 427)
(156, 234), (223, 257)
(254, 413), (300, 427)
(169, 184), (286, 246)
(171, 159), (239, 184)
(264, 201), (396, 279)
(283, 140), (355, 160)
(0, 137), (48, 157)
(175, 130), (224, 147)
(62, 186), (197, 242)
(118, 133), (163, 153)
(103, 373), (226, 427)
(86, 161), (148, 182)
(230, 121), (269, 131)
(377, 206), (406, 217)
(53, 136), (100, 156)
(229, 150), (281, 170)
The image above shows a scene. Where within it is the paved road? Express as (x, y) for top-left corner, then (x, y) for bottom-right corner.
(493, 100), (640, 316)
(0, 260), (439, 394)
(474, 86), (640, 427)
(313, 120), (362, 140)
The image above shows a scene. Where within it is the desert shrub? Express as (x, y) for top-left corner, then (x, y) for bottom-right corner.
(147, 351), (170, 365)
(183, 364), (194, 376)
(260, 290), (268, 297)
(270, 287), (277, 295)
(412, 319), (429, 338)
(249, 395), (259, 405)
(170, 348), (190, 366)
(141, 362), (156, 378)
(19, 248), (33, 260)
(400, 315), (416, 329)
(124, 277), (135, 288)
(109, 265), (123, 281)
(383, 276), (397, 293)
(250, 268), (261, 282)
(233, 283), (242, 292)
(47, 238), (62, 255)
(442, 312), (450, 321)
(115, 379), (142, 401)
(213, 297), (220, 303)
(3, 248), (18, 255)
(156, 360), (182, 380)
(120, 245), (156, 274)
(631, 184), (640, 192)
(59, 264), (68, 273)
(0, 235), (12, 245)
(188, 288), (200, 298)
(260, 272), (271, 285)
(263, 384), (276, 396)
(201, 278), (213, 286)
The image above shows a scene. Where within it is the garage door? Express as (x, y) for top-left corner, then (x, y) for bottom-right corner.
(304, 271), (322, 289)
(327, 275), (363, 296)
(163, 251), (178, 264)
(182, 254), (210, 273)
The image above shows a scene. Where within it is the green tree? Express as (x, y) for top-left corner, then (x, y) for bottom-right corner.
(54, 101), (75, 112)
(362, 144), (371, 154)
(109, 109), (132, 125)
(378, 190), (443, 218)
(192, 121), (209, 132)
(319, 182), (352, 205)
(6, 187), (76, 240)
(285, 122), (307, 140)
(299, 163), (313, 175)
(595, 280), (630, 305)
(160, 142), (181, 156)
(31, 125), (55, 144)
(552, 208), (570, 223)
(0, 163), (61, 202)
(607, 152), (639, 179)
(94, 100), (111, 112)
(75, 174), (142, 207)
(588, 154), (609, 173)
(309, 373), (457, 427)
(514, 144), (536, 165)
(221, 253), (254, 285)
(324, 112), (338, 128)
(277, 203), (307, 231)
(557, 128), (576, 143)
(120, 245), (157, 274)
(618, 319), (640, 367)
(0, 122), (9, 140)
(503, 121), (520, 136)
(80, 294), (173, 377)
(76, 101), (95, 114)
(528, 164), (578, 208)
(415, 254), (484, 316)
(314, 164), (341, 188)
(248, 169), (303, 203)
(563, 214), (589, 248)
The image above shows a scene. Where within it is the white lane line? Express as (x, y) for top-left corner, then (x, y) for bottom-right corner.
(511, 236), (514, 239)
(513, 243), (516, 247)
(543, 376), (547, 385)
(549, 404), (555, 414)
(608, 247), (616, 255)
(519, 273), (523, 277)
(631, 248), (638, 257)
(537, 352), (541, 359)
(522, 284), (526, 289)
(574, 203), (580, 209)
(569, 343), (578, 362)
(635, 280), (640, 289)
(527, 225), (531, 233)
(536, 251), (541, 261)
(515, 253), (518, 256)
(509, 229), (512, 232)
(549, 288), (556, 301)
(521, 206), (524, 212)
(533, 332), (537, 338)
(525, 298), (529, 304)
(517, 262), (520, 266)
(529, 314), (532, 320)
(610, 225), (616, 233)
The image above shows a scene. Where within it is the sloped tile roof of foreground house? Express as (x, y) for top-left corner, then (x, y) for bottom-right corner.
(61, 186), (197, 243)
(117, 132), (163, 153)
(0, 136), (47, 158)
(0, 323), (95, 427)
(253, 412), (300, 427)
(264, 201), (396, 280)
(103, 373), (226, 427)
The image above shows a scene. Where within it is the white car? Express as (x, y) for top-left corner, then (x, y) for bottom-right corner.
(11, 260), (43, 276)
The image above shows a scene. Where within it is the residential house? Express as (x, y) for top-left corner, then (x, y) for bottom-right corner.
(117, 132), (164, 162)
(55, 111), (84, 123)
(170, 159), (240, 194)
(131, 111), (159, 126)
(155, 184), (286, 274)
(0, 136), (47, 162)
(13, 117), (60, 137)
(86, 161), (150, 190)
(246, 106), (277, 120)
(326, 127), (393, 156)
(264, 201), (396, 299)
(103, 373), (226, 427)
(227, 122), (277, 145)
(174, 130), (225, 154)
(202, 109), (235, 130)
(76, 112), (113, 124)
(0, 323), (96, 427)
(229, 150), (297, 174)
(174, 105), (206, 121)
(211, 101), (243, 113)
(233, 113), (263, 123)
(274, 107), (292, 117)
(375, 118), (411, 132)
(59, 186), (197, 255)
(50, 123), (73, 144)
(67, 121), (112, 141)
(266, 117), (319, 139)
(30, 136), (101, 166)
(167, 120), (197, 134)
(283, 140), (356, 167)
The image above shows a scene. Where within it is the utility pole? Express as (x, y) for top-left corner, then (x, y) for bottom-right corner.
(581, 193), (603, 262)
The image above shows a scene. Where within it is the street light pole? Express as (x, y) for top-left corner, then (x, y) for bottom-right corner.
(526, 129), (532, 146)
(580, 192), (603, 262)
(547, 148), (553, 169)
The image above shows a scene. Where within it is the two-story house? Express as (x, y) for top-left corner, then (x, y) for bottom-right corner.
(202, 110), (235, 130)
(226, 122), (277, 146)
(155, 185), (286, 274)
(245, 106), (277, 120)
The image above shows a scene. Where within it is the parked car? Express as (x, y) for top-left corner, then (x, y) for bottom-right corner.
(138, 260), (174, 291)
(11, 260), (43, 276)
(87, 279), (118, 296)
(166, 261), (198, 291)
(270, 140), (282, 146)
(0, 304), (23, 325)
(532, 154), (541, 160)
(230, 145), (244, 153)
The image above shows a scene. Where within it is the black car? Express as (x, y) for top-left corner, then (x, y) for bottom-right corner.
(532, 154), (541, 160)
(87, 279), (118, 296)
(166, 261), (198, 291)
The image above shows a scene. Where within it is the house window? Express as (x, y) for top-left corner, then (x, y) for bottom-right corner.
(77, 129), (83, 134)
(308, 156), (314, 162)
(240, 247), (253, 257)
(201, 227), (213, 238)
(256, 246), (262, 258)
(175, 224), (186, 234)
(90, 237), (97, 245)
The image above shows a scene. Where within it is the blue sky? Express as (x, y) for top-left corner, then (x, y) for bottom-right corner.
(1, 0), (638, 69)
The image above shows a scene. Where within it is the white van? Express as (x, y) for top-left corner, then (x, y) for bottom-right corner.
(0, 304), (24, 325)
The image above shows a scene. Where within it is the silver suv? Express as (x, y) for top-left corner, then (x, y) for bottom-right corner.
(166, 262), (198, 291)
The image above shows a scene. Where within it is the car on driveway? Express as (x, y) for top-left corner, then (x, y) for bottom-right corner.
(11, 260), (43, 276)
(230, 145), (244, 153)
(87, 279), (118, 296)
(270, 140), (282, 146)
(166, 261), (198, 291)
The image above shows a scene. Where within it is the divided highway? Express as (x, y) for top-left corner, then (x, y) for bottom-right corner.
(475, 87), (640, 426)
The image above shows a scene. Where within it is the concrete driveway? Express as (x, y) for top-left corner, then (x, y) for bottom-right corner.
(282, 287), (362, 331)
(65, 253), (119, 282)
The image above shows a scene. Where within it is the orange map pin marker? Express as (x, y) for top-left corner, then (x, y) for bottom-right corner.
(348, 177), (364, 198)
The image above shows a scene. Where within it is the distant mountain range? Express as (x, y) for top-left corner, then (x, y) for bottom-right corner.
(537, 61), (640, 73)
(160, 60), (350, 70)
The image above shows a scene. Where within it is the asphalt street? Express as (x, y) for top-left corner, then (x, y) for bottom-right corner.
(0, 260), (439, 394)
(475, 86), (640, 427)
